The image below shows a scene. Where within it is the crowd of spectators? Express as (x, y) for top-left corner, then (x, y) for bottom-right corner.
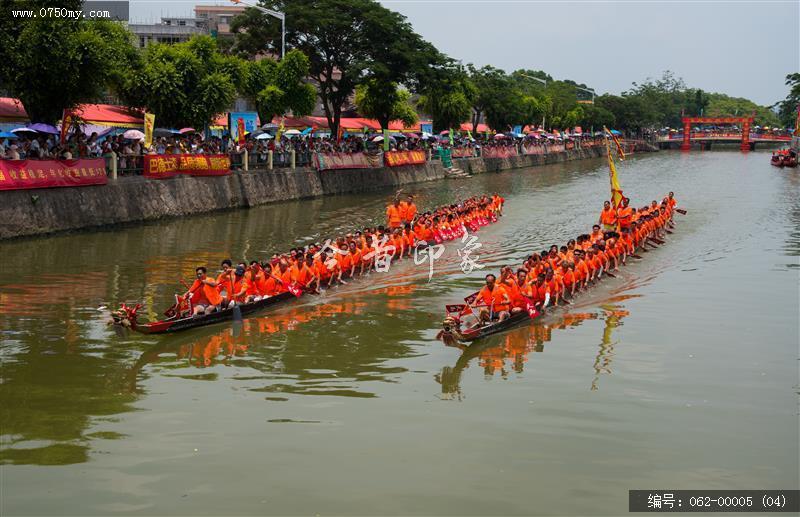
(1, 125), (606, 174)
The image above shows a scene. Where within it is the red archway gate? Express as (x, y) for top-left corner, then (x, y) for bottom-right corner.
(681, 116), (753, 151)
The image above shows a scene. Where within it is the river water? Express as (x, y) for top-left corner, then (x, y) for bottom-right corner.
(1, 150), (798, 516)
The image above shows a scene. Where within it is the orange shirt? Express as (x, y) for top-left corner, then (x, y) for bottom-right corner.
(291, 263), (313, 286)
(231, 277), (250, 303)
(216, 271), (235, 298)
(336, 252), (352, 275)
(404, 202), (417, 222)
(189, 278), (223, 306)
(276, 267), (293, 288)
(245, 271), (263, 296)
(600, 207), (617, 226)
(314, 259), (331, 280)
(617, 206), (633, 228)
(386, 204), (403, 228)
(260, 275), (280, 296)
(532, 282), (550, 304)
(477, 285), (510, 313)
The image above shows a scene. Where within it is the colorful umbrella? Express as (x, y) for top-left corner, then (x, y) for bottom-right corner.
(179, 127), (196, 134)
(27, 123), (60, 134)
(123, 129), (145, 140)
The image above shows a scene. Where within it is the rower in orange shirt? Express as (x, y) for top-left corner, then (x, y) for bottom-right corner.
(559, 261), (575, 298)
(346, 241), (363, 276)
(471, 274), (511, 323)
(275, 259), (293, 292)
(184, 266), (223, 316)
(334, 242), (353, 283)
(589, 224), (604, 245)
(229, 266), (250, 305)
(313, 251), (332, 290)
(244, 261), (265, 302)
(510, 269), (535, 313)
(291, 254), (316, 291)
(213, 259), (235, 306)
(531, 273), (551, 309)
(403, 194), (417, 223)
(545, 269), (562, 306)
(386, 198), (403, 229)
(599, 200), (617, 232)
(616, 197), (633, 230)
(258, 262), (281, 297)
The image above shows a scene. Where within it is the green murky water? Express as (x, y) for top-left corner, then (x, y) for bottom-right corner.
(1, 151), (798, 515)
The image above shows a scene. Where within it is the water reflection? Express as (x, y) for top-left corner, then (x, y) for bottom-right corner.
(436, 304), (631, 400)
(126, 283), (426, 399)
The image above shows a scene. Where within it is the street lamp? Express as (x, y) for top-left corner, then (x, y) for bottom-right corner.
(518, 73), (547, 130)
(230, 0), (285, 59)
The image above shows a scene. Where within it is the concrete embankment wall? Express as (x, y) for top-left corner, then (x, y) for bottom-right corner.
(1, 145), (614, 240)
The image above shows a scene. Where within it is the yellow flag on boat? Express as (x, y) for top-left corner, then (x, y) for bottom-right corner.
(604, 129), (624, 209)
(143, 113), (155, 148)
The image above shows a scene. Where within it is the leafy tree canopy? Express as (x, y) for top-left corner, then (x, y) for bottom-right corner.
(417, 62), (475, 132)
(355, 80), (417, 130)
(230, 0), (437, 136)
(0, 11), (138, 125)
(243, 51), (317, 124)
(119, 35), (239, 129)
(774, 72), (800, 129)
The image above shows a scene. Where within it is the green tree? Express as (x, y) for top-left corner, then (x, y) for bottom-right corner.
(230, 0), (437, 137)
(577, 104), (616, 131)
(596, 94), (658, 133)
(467, 65), (510, 132)
(706, 92), (780, 127)
(242, 50), (316, 123)
(355, 80), (417, 131)
(120, 35), (240, 129)
(0, 14), (138, 124)
(417, 63), (475, 132)
(775, 73), (800, 129)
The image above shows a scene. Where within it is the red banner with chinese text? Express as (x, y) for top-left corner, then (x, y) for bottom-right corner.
(451, 148), (474, 158)
(482, 147), (518, 159)
(312, 152), (381, 171)
(522, 144), (545, 155)
(0, 158), (107, 191)
(384, 150), (427, 167)
(143, 154), (231, 179)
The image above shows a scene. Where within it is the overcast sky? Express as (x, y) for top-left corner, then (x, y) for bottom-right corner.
(130, 0), (799, 105)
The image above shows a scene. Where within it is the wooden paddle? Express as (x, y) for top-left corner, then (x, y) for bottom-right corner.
(675, 208), (687, 215)
(630, 254), (643, 259)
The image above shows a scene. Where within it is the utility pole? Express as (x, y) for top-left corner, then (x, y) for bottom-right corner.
(518, 73), (547, 130)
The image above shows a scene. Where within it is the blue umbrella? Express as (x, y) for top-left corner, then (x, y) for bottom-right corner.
(610, 129), (622, 135)
(0, 131), (18, 138)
